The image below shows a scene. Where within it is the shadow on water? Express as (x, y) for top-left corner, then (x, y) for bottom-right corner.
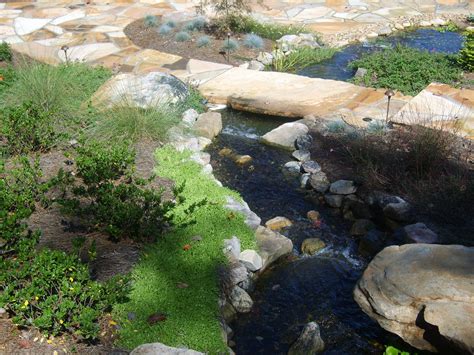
(298, 29), (464, 81)
(207, 110), (411, 354)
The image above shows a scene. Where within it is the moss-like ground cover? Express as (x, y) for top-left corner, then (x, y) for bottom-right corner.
(114, 146), (255, 352)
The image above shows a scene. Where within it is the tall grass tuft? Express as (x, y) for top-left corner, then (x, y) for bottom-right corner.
(158, 24), (172, 35)
(271, 47), (337, 72)
(89, 101), (183, 143)
(197, 35), (211, 48)
(175, 31), (191, 42)
(221, 38), (239, 52)
(144, 15), (159, 28)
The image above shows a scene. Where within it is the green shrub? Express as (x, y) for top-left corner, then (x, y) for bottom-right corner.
(349, 45), (462, 96)
(243, 33), (264, 49)
(197, 35), (211, 48)
(0, 42), (12, 62)
(435, 21), (459, 33)
(175, 31), (191, 42)
(221, 38), (239, 52)
(165, 19), (176, 28)
(185, 17), (206, 31)
(89, 102), (182, 143)
(0, 157), (48, 248)
(58, 141), (201, 242)
(1, 103), (59, 155)
(0, 239), (130, 340)
(458, 30), (474, 72)
(144, 15), (159, 28)
(384, 346), (410, 355)
(271, 47), (336, 72)
(221, 14), (310, 40)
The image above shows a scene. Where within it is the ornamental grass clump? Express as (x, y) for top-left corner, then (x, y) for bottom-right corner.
(185, 17), (206, 31)
(197, 35), (211, 48)
(158, 24), (172, 35)
(144, 15), (159, 28)
(243, 33), (264, 49)
(221, 38), (239, 52)
(175, 31), (191, 42)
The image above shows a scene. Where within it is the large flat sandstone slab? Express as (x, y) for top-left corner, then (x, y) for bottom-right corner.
(198, 67), (376, 118)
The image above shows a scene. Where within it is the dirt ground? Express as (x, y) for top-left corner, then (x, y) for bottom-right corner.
(124, 18), (273, 66)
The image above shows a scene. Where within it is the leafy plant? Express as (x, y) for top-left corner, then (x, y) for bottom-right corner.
(1, 102), (58, 155)
(221, 38), (239, 52)
(435, 21), (459, 33)
(367, 120), (389, 135)
(197, 35), (211, 48)
(458, 30), (474, 72)
(271, 47), (336, 72)
(0, 42), (12, 62)
(175, 31), (191, 42)
(384, 345), (410, 355)
(349, 45), (462, 95)
(58, 141), (202, 242)
(243, 33), (264, 49)
(1, 243), (130, 340)
(144, 15), (159, 28)
(182, 85), (207, 113)
(158, 24), (172, 35)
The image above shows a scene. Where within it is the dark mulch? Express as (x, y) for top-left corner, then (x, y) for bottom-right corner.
(124, 18), (273, 66)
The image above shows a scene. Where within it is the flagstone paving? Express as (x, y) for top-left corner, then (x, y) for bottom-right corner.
(0, 0), (472, 123)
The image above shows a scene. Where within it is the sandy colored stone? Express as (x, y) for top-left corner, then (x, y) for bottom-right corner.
(265, 216), (293, 231)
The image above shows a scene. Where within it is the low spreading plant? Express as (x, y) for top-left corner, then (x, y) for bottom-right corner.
(57, 141), (203, 242)
(144, 15), (159, 28)
(271, 47), (336, 72)
(243, 33), (264, 49)
(458, 30), (474, 72)
(175, 31), (191, 42)
(158, 24), (172, 35)
(197, 35), (211, 48)
(349, 45), (462, 95)
(0, 42), (12, 62)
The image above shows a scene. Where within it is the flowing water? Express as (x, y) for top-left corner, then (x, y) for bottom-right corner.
(205, 29), (462, 354)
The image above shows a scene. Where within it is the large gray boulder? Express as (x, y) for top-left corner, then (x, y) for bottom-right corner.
(92, 71), (188, 108)
(261, 122), (309, 150)
(229, 286), (253, 313)
(225, 196), (261, 230)
(288, 322), (325, 355)
(354, 244), (474, 353)
(131, 343), (204, 355)
(255, 226), (293, 269)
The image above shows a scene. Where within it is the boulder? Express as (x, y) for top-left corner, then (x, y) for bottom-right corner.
(265, 216), (293, 231)
(309, 172), (330, 193)
(295, 134), (313, 150)
(277, 33), (320, 52)
(284, 161), (302, 174)
(300, 173), (310, 189)
(255, 226), (293, 269)
(402, 223), (438, 244)
(288, 322), (325, 355)
(182, 108), (199, 126)
(130, 343), (203, 355)
(391, 83), (474, 138)
(329, 180), (357, 195)
(92, 71), (188, 108)
(194, 112), (223, 140)
(354, 244), (474, 353)
(301, 238), (326, 255)
(350, 219), (375, 236)
(239, 249), (263, 272)
(261, 122), (309, 150)
(324, 194), (343, 208)
(307, 210), (321, 223)
(234, 155), (252, 165)
(358, 230), (385, 257)
(223, 236), (241, 261)
(229, 286), (254, 313)
(301, 161), (321, 174)
(249, 60), (265, 71)
(256, 51), (273, 65)
(383, 198), (414, 222)
(292, 149), (311, 162)
(225, 196), (261, 230)
(228, 263), (248, 286)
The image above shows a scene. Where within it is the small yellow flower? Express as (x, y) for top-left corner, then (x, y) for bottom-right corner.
(47, 339), (52, 344)
(35, 296), (39, 301)
(23, 300), (29, 306)
(59, 320), (64, 324)
(69, 277), (74, 282)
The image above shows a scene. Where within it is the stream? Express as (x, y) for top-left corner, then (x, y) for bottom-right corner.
(205, 29), (463, 354)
